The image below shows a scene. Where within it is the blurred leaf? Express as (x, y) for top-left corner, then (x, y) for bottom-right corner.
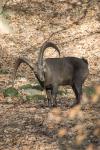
(84, 87), (96, 97)
(95, 85), (100, 95)
(67, 105), (81, 119)
(76, 133), (86, 145)
(0, 93), (4, 101)
(92, 94), (99, 103)
(48, 108), (62, 124)
(51, 108), (62, 116)
(94, 128), (100, 137)
(86, 144), (94, 150)
(58, 128), (67, 137)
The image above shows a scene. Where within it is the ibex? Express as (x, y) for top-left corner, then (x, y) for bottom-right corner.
(13, 41), (89, 107)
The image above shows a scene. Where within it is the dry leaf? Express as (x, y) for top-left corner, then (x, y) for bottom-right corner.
(94, 128), (100, 137)
(86, 144), (95, 150)
(51, 108), (62, 116)
(67, 105), (80, 119)
(58, 128), (68, 137)
(76, 133), (86, 145)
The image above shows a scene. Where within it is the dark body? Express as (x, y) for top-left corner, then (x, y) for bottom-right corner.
(44, 57), (88, 86)
(40, 57), (89, 106)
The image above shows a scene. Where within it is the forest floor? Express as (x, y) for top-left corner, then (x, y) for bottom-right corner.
(0, 71), (100, 150)
(0, 1), (100, 149)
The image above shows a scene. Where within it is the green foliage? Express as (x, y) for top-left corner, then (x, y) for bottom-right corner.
(3, 87), (18, 97)
(0, 68), (9, 74)
(19, 84), (43, 91)
(19, 84), (44, 101)
(84, 86), (96, 97)
(26, 94), (45, 102)
(58, 90), (67, 96)
(19, 84), (33, 90)
(32, 84), (43, 91)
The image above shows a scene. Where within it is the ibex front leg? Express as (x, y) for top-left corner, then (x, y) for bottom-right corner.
(52, 85), (58, 107)
(46, 88), (52, 107)
(72, 80), (82, 106)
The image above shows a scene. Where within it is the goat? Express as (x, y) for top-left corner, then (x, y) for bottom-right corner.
(12, 41), (89, 107)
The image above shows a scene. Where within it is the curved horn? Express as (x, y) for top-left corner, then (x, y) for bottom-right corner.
(12, 57), (34, 87)
(38, 41), (60, 66)
(37, 41), (60, 82)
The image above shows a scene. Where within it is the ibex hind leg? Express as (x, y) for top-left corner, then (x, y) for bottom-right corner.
(72, 81), (82, 106)
(46, 89), (52, 107)
(52, 85), (58, 107)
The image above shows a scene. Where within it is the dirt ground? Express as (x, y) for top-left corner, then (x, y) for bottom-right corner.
(0, 1), (100, 149)
(0, 73), (100, 150)
(0, 97), (99, 150)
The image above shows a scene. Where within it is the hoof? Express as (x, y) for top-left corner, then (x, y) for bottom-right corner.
(52, 103), (57, 107)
